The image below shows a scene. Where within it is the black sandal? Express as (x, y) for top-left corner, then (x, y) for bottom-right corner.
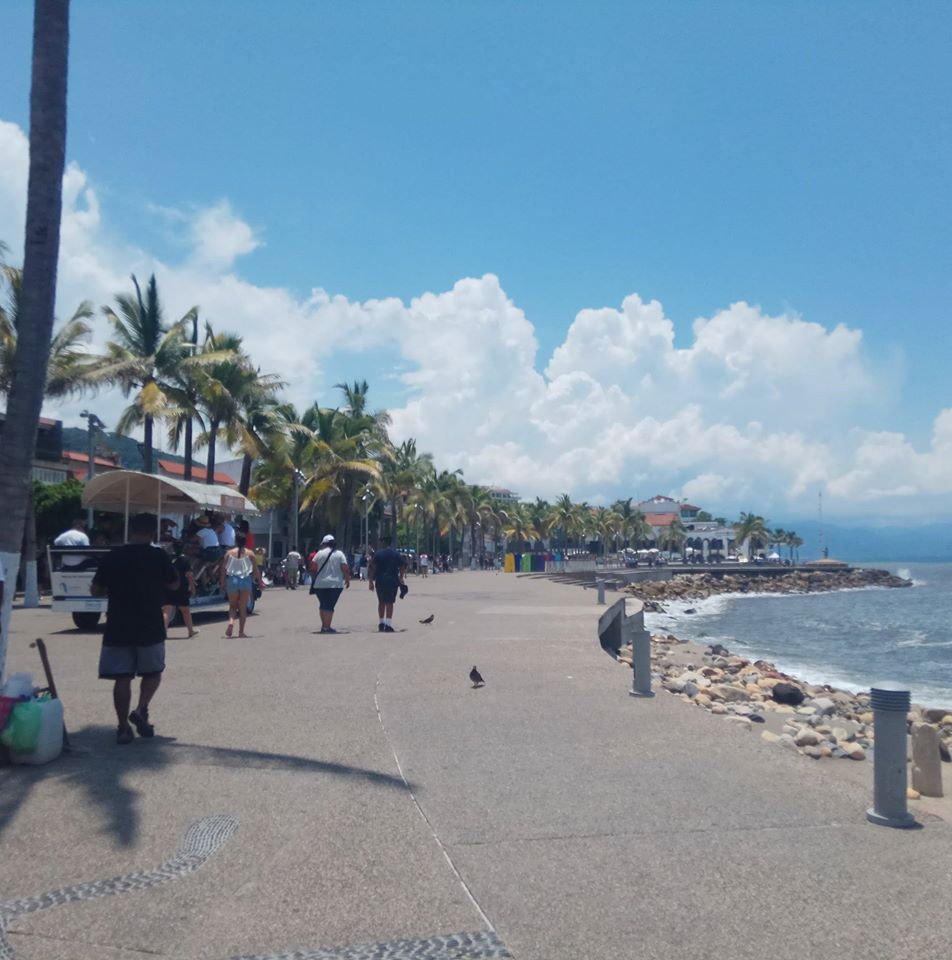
(128, 709), (154, 738)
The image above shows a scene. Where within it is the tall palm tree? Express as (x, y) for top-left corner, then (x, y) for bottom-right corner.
(0, 0), (71, 677)
(734, 511), (770, 559)
(233, 379), (288, 496)
(1, 261), (99, 609)
(100, 274), (195, 473)
(381, 438), (432, 544)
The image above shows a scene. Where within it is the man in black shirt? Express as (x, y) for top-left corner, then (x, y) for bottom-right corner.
(367, 535), (407, 632)
(91, 513), (178, 743)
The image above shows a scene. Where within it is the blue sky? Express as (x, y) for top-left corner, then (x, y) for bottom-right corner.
(0, 2), (950, 520)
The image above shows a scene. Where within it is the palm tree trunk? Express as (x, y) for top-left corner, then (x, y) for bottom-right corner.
(21, 483), (39, 607)
(205, 417), (219, 483)
(239, 452), (252, 496)
(0, 0), (70, 679)
(183, 416), (193, 481)
(143, 414), (154, 474)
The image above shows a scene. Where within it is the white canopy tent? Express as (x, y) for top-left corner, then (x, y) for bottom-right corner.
(82, 470), (260, 540)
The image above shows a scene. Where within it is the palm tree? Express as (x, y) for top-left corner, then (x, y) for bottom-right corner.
(298, 405), (381, 553)
(734, 512), (770, 559)
(0, 0), (71, 676)
(381, 438), (432, 544)
(100, 275), (195, 473)
(233, 379), (288, 496)
(501, 502), (532, 554)
(1, 263), (100, 608)
(656, 516), (688, 559)
(548, 494), (576, 551)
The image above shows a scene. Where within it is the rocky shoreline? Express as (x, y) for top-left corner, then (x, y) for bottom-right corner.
(629, 567), (911, 613)
(615, 568), (950, 781)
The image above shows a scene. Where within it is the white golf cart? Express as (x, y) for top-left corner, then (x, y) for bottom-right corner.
(48, 469), (261, 630)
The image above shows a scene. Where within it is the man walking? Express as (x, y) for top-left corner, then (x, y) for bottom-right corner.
(91, 513), (178, 744)
(368, 536), (407, 633)
(285, 548), (302, 589)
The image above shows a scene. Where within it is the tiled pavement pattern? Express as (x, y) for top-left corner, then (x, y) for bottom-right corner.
(0, 815), (239, 960)
(227, 930), (511, 960)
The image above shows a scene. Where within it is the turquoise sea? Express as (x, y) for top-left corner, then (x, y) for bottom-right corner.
(644, 562), (952, 709)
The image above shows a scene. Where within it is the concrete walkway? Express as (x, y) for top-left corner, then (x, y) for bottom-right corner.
(2, 572), (951, 959)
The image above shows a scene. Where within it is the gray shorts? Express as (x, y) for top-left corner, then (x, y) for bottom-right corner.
(99, 643), (166, 679)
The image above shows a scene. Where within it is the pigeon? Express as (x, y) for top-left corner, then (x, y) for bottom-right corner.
(469, 666), (485, 688)
(419, 614), (435, 624)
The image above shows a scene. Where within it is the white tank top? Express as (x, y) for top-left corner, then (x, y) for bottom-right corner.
(225, 553), (254, 578)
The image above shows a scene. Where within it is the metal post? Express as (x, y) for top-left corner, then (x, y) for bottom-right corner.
(596, 579), (606, 605)
(626, 599), (655, 698)
(291, 470), (301, 553)
(80, 410), (103, 528)
(866, 682), (917, 829)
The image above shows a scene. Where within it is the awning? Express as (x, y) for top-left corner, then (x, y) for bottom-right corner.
(82, 470), (261, 517)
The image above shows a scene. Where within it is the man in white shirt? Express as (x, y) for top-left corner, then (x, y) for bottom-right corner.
(216, 518), (236, 548)
(54, 518), (91, 568)
(285, 549), (302, 589)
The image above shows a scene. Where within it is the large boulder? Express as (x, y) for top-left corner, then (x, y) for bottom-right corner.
(772, 682), (806, 707)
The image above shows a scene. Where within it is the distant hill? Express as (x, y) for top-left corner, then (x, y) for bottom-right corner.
(61, 427), (195, 473)
(777, 519), (952, 563)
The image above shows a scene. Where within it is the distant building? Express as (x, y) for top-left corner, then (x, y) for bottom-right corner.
(489, 486), (519, 504)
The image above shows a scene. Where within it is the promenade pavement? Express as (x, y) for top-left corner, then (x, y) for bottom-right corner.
(2, 571), (952, 960)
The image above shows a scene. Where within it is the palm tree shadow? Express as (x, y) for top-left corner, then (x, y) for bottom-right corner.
(0, 725), (409, 849)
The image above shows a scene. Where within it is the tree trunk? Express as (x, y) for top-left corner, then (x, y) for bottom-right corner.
(183, 416), (193, 481)
(143, 414), (153, 474)
(238, 452), (253, 496)
(21, 483), (40, 607)
(0, 0), (70, 679)
(205, 418), (219, 483)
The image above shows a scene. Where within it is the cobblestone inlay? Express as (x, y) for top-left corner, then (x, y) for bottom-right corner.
(0, 814), (238, 960)
(227, 930), (512, 960)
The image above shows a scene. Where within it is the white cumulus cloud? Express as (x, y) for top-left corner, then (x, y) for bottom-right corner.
(0, 117), (947, 520)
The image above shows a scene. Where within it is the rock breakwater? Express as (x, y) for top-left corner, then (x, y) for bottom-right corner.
(629, 567), (909, 612)
(615, 632), (952, 766)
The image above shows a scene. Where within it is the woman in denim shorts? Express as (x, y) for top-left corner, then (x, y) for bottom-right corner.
(220, 533), (264, 638)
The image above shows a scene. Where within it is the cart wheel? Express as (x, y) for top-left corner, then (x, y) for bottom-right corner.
(72, 611), (101, 630)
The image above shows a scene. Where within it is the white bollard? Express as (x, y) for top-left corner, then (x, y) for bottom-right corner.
(866, 682), (918, 829)
(596, 579), (606, 605)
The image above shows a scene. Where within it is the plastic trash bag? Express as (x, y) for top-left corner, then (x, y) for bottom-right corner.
(0, 699), (43, 753)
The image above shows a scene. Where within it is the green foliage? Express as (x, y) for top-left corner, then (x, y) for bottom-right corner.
(696, 510), (712, 521)
(33, 478), (83, 546)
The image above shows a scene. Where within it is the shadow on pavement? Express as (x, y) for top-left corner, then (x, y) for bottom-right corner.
(0, 724), (409, 848)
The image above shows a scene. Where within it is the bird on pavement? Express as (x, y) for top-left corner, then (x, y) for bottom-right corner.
(469, 666), (485, 688)
(419, 614), (435, 624)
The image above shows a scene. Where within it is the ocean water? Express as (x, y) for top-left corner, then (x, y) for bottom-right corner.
(644, 562), (952, 708)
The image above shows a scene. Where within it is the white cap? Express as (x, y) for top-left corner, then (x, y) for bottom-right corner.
(321, 534), (335, 544)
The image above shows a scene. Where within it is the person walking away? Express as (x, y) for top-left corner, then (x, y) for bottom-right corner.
(368, 536), (407, 633)
(163, 542), (198, 637)
(54, 517), (90, 568)
(237, 519), (255, 551)
(285, 548), (302, 589)
(309, 534), (350, 633)
(90, 513), (179, 744)
(420, 553), (429, 578)
(221, 533), (263, 638)
(359, 550), (370, 581)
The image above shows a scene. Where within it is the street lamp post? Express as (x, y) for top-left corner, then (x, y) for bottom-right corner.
(361, 489), (371, 552)
(291, 468), (304, 553)
(80, 410), (105, 528)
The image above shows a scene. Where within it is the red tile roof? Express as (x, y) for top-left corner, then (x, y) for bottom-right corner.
(63, 450), (121, 469)
(157, 459), (235, 486)
(648, 512), (680, 527)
